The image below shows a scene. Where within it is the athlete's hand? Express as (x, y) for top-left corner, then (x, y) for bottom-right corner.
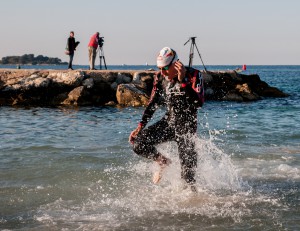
(174, 60), (186, 82)
(129, 125), (142, 144)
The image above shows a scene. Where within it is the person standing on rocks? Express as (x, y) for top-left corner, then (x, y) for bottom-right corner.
(66, 31), (79, 70)
(88, 32), (100, 70)
(129, 47), (204, 191)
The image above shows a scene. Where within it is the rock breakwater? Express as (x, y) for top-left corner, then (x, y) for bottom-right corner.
(0, 69), (288, 107)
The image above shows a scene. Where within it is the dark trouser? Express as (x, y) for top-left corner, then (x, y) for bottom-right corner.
(133, 119), (197, 184)
(68, 53), (74, 69)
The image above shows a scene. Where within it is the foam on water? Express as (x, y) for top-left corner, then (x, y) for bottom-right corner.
(237, 157), (300, 180)
(33, 135), (285, 230)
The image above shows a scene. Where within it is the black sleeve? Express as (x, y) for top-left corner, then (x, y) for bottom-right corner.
(139, 75), (162, 128)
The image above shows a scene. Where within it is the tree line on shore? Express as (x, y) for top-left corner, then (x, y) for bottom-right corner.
(0, 54), (67, 65)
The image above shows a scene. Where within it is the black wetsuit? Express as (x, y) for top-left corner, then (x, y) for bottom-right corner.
(133, 68), (203, 184)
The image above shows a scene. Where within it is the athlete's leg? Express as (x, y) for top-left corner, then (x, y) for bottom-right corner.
(177, 133), (197, 185)
(133, 119), (175, 161)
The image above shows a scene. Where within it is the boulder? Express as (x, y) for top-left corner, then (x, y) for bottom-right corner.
(202, 71), (288, 101)
(48, 71), (84, 87)
(116, 73), (132, 84)
(132, 72), (141, 83)
(82, 78), (94, 89)
(116, 83), (149, 106)
(62, 86), (91, 106)
(111, 82), (118, 91)
(236, 83), (260, 101)
(261, 86), (289, 98)
(130, 72), (154, 94)
(222, 92), (244, 101)
(3, 74), (51, 92)
(86, 71), (117, 83)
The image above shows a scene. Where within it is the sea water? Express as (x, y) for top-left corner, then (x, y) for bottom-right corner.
(0, 65), (300, 230)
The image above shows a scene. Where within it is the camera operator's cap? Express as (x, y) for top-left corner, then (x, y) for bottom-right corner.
(156, 47), (178, 67)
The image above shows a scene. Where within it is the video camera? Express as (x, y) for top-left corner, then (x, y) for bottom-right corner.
(98, 37), (104, 48)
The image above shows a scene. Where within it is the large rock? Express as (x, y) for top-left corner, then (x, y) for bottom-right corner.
(116, 83), (149, 106)
(2, 73), (51, 92)
(48, 71), (84, 87)
(223, 83), (260, 101)
(62, 86), (91, 106)
(85, 71), (117, 83)
(202, 71), (288, 101)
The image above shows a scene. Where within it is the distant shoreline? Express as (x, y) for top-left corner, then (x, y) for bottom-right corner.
(0, 54), (68, 66)
(0, 63), (67, 66)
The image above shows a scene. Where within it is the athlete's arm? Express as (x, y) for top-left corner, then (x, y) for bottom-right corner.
(129, 123), (143, 144)
(129, 74), (160, 144)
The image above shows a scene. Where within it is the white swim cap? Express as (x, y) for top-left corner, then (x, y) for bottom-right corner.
(156, 47), (178, 67)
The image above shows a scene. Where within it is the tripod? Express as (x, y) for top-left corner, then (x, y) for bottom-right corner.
(184, 37), (207, 72)
(98, 46), (107, 70)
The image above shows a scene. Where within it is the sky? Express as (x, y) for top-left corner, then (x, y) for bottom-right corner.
(0, 0), (299, 65)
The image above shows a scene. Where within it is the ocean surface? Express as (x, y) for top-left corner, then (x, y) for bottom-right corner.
(0, 65), (300, 230)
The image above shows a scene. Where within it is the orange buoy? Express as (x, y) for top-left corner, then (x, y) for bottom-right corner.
(242, 64), (247, 71)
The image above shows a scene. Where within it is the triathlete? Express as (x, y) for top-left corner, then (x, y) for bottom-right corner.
(129, 47), (204, 188)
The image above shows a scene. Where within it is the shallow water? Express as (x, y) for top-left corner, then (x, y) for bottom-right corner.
(0, 65), (300, 230)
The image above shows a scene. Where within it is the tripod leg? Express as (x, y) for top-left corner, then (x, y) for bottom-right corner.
(99, 48), (102, 70)
(189, 43), (194, 68)
(194, 43), (207, 72)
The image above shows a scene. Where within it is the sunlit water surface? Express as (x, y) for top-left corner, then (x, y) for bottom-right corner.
(0, 65), (300, 230)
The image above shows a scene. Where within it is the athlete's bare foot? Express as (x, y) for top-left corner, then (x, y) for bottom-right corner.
(152, 155), (171, 184)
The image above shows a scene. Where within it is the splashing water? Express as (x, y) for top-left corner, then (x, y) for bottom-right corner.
(33, 133), (285, 230)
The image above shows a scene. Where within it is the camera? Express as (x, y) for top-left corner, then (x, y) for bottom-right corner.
(98, 37), (104, 47)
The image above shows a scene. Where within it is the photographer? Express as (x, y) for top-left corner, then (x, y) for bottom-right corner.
(66, 31), (79, 70)
(88, 32), (100, 70)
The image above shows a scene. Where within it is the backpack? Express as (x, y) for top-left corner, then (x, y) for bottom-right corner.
(184, 67), (205, 108)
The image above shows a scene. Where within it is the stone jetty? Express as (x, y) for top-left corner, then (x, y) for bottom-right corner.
(0, 69), (288, 107)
